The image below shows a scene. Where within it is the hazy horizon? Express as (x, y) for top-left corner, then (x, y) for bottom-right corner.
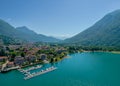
(0, 0), (120, 38)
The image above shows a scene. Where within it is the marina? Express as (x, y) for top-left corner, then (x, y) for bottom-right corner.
(18, 65), (42, 72)
(1, 52), (120, 86)
(18, 65), (57, 80)
(24, 66), (57, 80)
(24, 65), (42, 72)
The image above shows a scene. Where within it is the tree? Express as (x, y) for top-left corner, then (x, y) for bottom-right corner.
(21, 52), (25, 57)
(10, 52), (16, 61)
(6, 46), (10, 51)
(0, 49), (6, 56)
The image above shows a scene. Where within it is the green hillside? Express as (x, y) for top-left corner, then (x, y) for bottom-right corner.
(65, 10), (120, 47)
(0, 35), (22, 45)
(0, 19), (60, 43)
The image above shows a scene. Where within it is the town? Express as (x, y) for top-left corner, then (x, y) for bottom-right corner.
(0, 43), (70, 72)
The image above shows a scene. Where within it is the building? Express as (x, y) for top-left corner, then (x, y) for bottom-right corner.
(0, 56), (7, 62)
(14, 56), (25, 66)
(40, 54), (47, 61)
(25, 55), (36, 62)
(7, 62), (14, 68)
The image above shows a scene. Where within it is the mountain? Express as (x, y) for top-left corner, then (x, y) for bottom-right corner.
(65, 10), (120, 47)
(0, 19), (19, 37)
(0, 19), (60, 43)
(16, 26), (60, 42)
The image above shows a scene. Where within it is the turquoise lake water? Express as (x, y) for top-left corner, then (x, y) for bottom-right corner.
(0, 52), (120, 86)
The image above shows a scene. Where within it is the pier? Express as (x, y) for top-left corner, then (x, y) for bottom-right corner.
(24, 65), (42, 72)
(1, 66), (20, 73)
(18, 65), (42, 73)
(18, 65), (57, 80)
(24, 66), (57, 80)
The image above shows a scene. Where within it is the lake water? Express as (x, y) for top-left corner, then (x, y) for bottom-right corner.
(0, 52), (120, 86)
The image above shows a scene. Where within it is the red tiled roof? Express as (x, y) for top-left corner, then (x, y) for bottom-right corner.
(7, 62), (14, 65)
(0, 56), (7, 59)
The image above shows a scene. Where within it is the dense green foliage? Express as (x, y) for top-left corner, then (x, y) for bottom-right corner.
(0, 49), (6, 56)
(0, 35), (21, 45)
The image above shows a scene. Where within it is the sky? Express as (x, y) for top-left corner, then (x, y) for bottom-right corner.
(0, 0), (120, 39)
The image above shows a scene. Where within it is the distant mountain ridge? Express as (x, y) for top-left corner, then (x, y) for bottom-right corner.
(0, 19), (60, 43)
(65, 10), (120, 47)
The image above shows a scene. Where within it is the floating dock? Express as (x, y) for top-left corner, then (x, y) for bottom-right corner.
(18, 65), (57, 80)
(24, 66), (57, 80)
(18, 65), (42, 73)
(24, 65), (42, 72)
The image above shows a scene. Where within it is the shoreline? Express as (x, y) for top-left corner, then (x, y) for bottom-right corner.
(82, 50), (120, 54)
(109, 51), (120, 54)
(1, 50), (120, 73)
